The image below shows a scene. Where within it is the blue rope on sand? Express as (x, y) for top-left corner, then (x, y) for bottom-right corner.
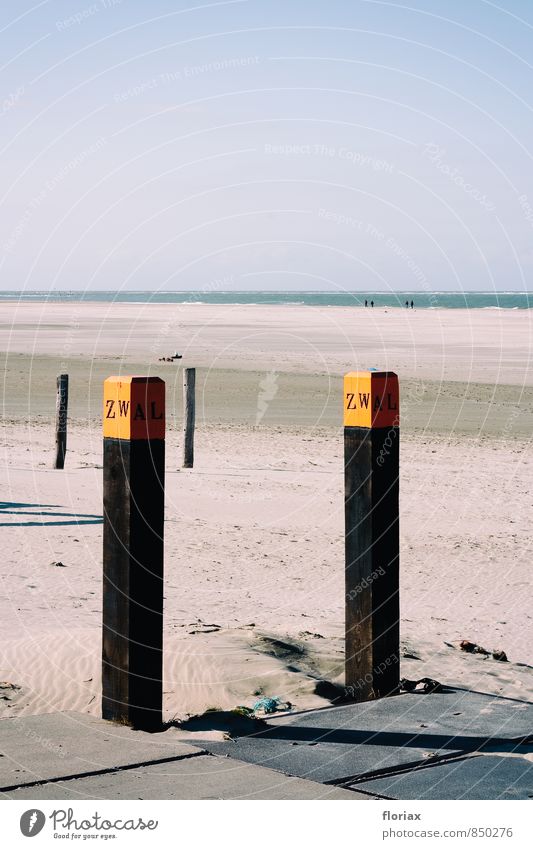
(253, 696), (281, 714)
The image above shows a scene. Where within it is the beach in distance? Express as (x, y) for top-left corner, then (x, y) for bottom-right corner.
(1, 299), (532, 731)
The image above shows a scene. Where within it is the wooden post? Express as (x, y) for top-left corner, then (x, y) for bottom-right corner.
(102, 376), (165, 730)
(53, 374), (69, 469)
(344, 370), (400, 701)
(182, 367), (195, 468)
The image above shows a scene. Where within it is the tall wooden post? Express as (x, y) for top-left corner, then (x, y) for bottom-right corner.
(182, 367), (195, 468)
(53, 374), (69, 469)
(344, 370), (400, 701)
(102, 376), (165, 730)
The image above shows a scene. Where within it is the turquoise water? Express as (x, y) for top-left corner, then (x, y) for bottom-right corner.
(0, 291), (531, 309)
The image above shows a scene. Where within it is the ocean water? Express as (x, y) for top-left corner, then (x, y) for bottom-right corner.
(0, 291), (531, 309)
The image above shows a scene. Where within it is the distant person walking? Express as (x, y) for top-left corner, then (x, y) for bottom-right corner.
(405, 300), (409, 308)
(410, 300), (414, 309)
(365, 299), (368, 307)
(370, 300), (374, 308)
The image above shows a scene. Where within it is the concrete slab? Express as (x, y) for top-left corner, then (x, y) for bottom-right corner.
(353, 755), (533, 800)
(0, 712), (199, 791)
(194, 735), (444, 784)
(266, 690), (533, 744)
(3, 754), (363, 800)
(1, 692), (531, 800)
(195, 691), (533, 788)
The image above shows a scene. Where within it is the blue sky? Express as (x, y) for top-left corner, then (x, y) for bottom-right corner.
(1, 0), (533, 292)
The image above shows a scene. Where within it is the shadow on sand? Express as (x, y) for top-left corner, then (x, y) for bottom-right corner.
(0, 501), (103, 526)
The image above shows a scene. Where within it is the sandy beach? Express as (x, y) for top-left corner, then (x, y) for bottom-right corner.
(1, 302), (532, 729)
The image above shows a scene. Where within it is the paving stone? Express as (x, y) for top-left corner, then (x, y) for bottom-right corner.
(2, 754), (364, 800)
(353, 754), (533, 800)
(196, 691), (533, 785)
(0, 712), (199, 790)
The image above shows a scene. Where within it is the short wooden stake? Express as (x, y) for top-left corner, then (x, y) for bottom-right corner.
(54, 374), (69, 469)
(182, 367), (195, 468)
(344, 370), (400, 701)
(102, 376), (165, 730)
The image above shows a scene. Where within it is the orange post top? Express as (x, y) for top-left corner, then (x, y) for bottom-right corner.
(344, 371), (399, 428)
(103, 376), (165, 440)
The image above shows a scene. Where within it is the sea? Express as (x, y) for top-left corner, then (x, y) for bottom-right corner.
(0, 291), (531, 309)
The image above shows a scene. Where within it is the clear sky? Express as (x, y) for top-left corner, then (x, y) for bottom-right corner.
(1, 0), (533, 292)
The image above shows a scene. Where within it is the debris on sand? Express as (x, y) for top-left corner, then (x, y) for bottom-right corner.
(252, 696), (291, 714)
(158, 353), (182, 362)
(460, 639), (489, 655)
(51, 561), (67, 568)
(0, 681), (21, 701)
(400, 677), (444, 694)
(448, 640), (509, 662)
(188, 625), (221, 634)
(401, 643), (421, 660)
(492, 649), (508, 662)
